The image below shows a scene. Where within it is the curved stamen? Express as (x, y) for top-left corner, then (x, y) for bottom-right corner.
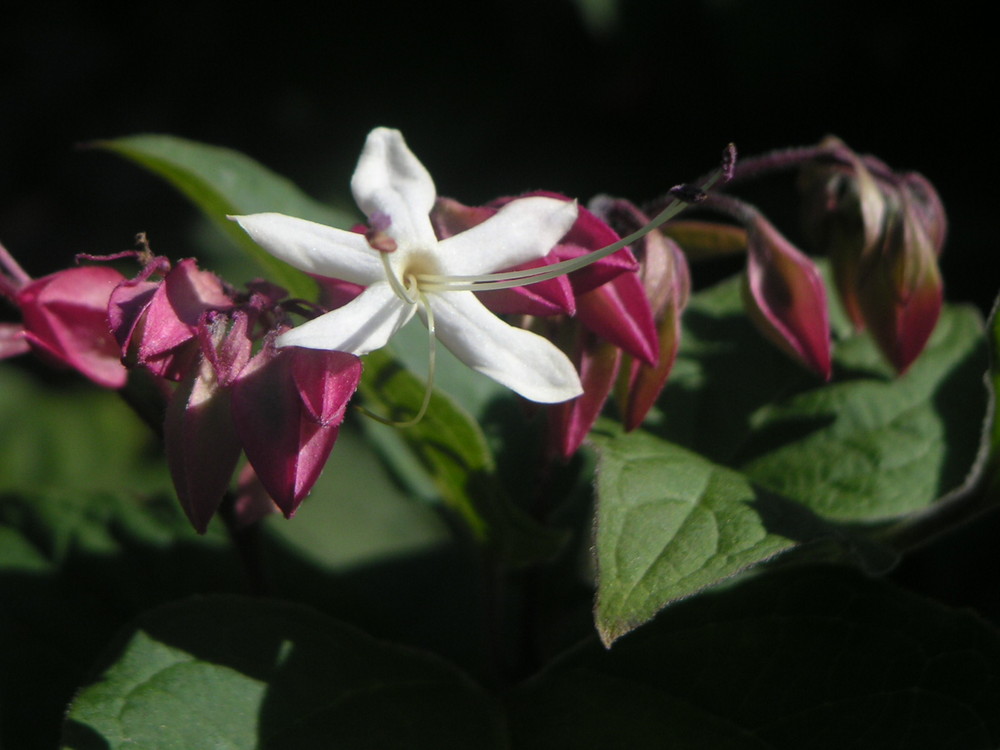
(395, 291), (436, 427)
(380, 251), (418, 304)
(419, 171), (721, 293)
(356, 290), (437, 428)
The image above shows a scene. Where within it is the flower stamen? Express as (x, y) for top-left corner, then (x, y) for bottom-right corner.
(418, 171), (723, 293)
(356, 289), (437, 428)
(380, 250), (418, 305)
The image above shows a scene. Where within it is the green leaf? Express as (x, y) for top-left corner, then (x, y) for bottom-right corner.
(741, 302), (988, 520)
(511, 565), (1000, 749)
(358, 348), (566, 566)
(591, 427), (846, 645)
(0, 489), (242, 750)
(0, 365), (170, 496)
(96, 134), (355, 299)
(61, 596), (504, 750)
(656, 273), (989, 522)
(594, 272), (989, 642)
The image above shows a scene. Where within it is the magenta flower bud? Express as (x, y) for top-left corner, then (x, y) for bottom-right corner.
(799, 137), (887, 330)
(856, 192), (943, 373)
(588, 196), (690, 430)
(798, 138), (945, 371)
(164, 346), (243, 533)
(546, 335), (621, 460)
(743, 215), (832, 380)
(431, 197), (575, 316)
(575, 271), (658, 366)
(621, 230), (691, 431)
(230, 342), (361, 516)
(16, 266), (129, 388)
(622, 301), (684, 432)
(112, 258), (234, 380)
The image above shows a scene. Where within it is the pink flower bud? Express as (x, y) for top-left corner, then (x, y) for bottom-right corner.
(16, 266), (129, 388)
(589, 197), (690, 430)
(798, 138), (945, 371)
(230, 342), (361, 516)
(546, 335), (621, 460)
(855, 192), (943, 373)
(164, 347), (243, 533)
(621, 231), (690, 431)
(431, 197), (575, 316)
(575, 273), (658, 366)
(111, 258), (234, 380)
(743, 215), (832, 380)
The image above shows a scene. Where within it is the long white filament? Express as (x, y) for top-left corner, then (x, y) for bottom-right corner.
(360, 165), (724, 426)
(418, 172), (719, 293)
(358, 262), (437, 427)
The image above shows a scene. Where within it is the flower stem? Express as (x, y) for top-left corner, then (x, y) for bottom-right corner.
(218, 490), (269, 596)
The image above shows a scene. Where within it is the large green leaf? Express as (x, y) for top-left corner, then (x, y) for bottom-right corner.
(0, 489), (242, 750)
(740, 302), (988, 520)
(61, 596), (505, 750)
(592, 272), (989, 642)
(592, 428), (848, 644)
(655, 274), (988, 521)
(512, 565), (1000, 749)
(97, 134), (355, 298)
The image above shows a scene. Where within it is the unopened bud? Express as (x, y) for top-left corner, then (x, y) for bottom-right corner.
(798, 137), (945, 372)
(743, 215), (832, 380)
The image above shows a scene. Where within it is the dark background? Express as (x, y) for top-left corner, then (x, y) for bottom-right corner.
(2, 0), (991, 307)
(3, 0), (996, 617)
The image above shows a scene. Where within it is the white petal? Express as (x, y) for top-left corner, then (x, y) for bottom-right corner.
(350, 128), (438, 248)
(427, 291), (583, 403)
(231, 213), (382, 285)
(276, 282), (415, 355)
(435, 197), (579, 276)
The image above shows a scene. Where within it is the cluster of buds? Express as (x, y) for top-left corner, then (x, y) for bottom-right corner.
(644, 135), (947, 379)
(798, 136), (945, 372)
(2, 239), (361, 532)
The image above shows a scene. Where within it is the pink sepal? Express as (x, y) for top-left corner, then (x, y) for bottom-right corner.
(231, 343), (361, 516)
(744, 216), (832, 380)
(164, 350), (243, 533)
(546, 335), (621, 461)
(17, 265), (128, 388)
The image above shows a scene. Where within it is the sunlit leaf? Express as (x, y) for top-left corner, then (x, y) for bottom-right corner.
(62, 596), (505, 749)
(656, 273), (988, 521)
(592, 428), (845, 644)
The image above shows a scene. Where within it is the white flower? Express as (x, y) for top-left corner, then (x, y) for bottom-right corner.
(232, 127), (583, 403)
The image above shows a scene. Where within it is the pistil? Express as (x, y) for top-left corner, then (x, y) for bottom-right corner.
(418, 168), (725, 294)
